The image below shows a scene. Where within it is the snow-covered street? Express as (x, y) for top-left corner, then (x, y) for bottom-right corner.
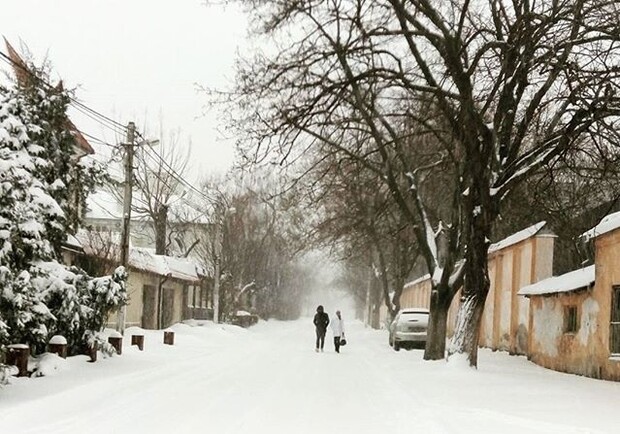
(1, 319), (619, 434)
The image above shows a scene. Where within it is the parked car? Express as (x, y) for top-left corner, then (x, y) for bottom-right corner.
(388, 308), (429, 351)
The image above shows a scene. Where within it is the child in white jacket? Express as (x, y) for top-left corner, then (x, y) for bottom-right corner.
(330, 310), (345, 353)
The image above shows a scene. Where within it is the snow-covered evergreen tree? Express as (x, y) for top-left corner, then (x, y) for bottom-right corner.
(0, 63), (124, 355)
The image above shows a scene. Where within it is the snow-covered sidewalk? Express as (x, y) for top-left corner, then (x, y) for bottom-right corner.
(1, 319), (618, 433)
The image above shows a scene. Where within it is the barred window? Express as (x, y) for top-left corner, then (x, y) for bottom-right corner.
(611, 286), (620, 355)
(564, 306), (578, 334)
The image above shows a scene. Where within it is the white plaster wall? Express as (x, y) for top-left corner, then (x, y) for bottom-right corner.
(533, 298), (563, 357)
(577, 297), (599, 347)
(518, 296), (529, 330)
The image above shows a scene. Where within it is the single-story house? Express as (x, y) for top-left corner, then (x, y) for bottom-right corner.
(66, 230), (209, 330)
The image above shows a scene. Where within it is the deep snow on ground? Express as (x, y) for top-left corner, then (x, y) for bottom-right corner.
(1, 319), (619, 434)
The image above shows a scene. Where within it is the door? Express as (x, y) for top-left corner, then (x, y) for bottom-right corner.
(142, 285), (158, 329)
(162, 287), (176, 328)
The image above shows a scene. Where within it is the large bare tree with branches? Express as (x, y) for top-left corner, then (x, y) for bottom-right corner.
(132, 130), (193, 256)
(223, 0), (620, 366)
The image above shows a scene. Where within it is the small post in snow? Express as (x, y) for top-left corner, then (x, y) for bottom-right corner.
(164, 331), (175, 345)
(48, 335), (68, 359)
(108, 331), (123, 355)
(7, 344), (29, 377)
(131, 334), (144, 351)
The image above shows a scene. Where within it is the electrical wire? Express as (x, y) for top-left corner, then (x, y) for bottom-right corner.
(0, 50), (128, 136)
(0, 49), (215, 214)
(78, 130), (118, 149)
(137, 135), (216, 204)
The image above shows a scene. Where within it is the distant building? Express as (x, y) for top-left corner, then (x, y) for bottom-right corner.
(84, 188), (212, 256)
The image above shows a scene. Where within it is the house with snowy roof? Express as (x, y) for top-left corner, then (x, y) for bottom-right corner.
(72, 230), (209, 329)
(519, 212), (620, 381)
(393, 221), (556, 355)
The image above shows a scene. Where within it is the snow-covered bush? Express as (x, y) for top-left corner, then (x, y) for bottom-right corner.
(34, 263), (128, 354)
(0, 363), (18, 386)
(0, 266), (54, 347)
(0, 261), (128, 354)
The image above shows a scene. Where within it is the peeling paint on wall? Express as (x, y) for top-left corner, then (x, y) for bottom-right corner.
(533, 298), (563, 357)
(577, 297), (599, 346)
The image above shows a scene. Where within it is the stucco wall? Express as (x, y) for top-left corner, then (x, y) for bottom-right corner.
(391, 232), (553, 353)
(587, 230), (620, 379)
(529, 292), (605, 378)
(108, 270), (190, 330)
(478, 235), (554, 354)
(400, 279), (432, 310)
(528, 230), (620, 381)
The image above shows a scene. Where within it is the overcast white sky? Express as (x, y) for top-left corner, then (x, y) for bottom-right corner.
(1, 0), (248, 182)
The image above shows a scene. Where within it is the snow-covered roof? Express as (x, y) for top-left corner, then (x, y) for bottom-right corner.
(404, 274), (431, 289)
(582, 211), (620, 241)
(489, 221), (548, 254)
(129, 248), (203, 282)
(75, 230), (206, 281)
(64, 234), (83, 249)
(163, 255), (205, 281)
(518, 265), (595, 297)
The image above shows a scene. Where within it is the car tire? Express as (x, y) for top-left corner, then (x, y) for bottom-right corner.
(393, 341), (400, 351)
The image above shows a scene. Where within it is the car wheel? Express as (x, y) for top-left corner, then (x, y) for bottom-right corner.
(393, 341), (400, 351)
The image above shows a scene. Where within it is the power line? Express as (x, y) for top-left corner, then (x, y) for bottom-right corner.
(0, 50), (127, 137)
(70, 103), (127, 137)
(78, 130), (118, 149)
(0, 49), (218, 213)
(137, 134), (216, 204)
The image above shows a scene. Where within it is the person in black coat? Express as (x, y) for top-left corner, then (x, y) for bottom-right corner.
(313, 305), (330, 352)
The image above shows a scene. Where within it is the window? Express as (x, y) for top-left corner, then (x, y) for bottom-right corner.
(201, 288), (208, 308)
(187, 286), (195, 308)
(564, 306), (578, 334)
(611, 286), (620, 355)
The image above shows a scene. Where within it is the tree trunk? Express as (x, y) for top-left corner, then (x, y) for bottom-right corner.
(448, 288), (488, 366)
(448, 212), (492, 366)
(155, 204), (168, 255)
(424, 283), (454, 360)
(447, 131), (495, 367)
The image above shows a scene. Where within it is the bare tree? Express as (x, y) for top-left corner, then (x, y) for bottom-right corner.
(132, 129), (192, 255)
(301, 153), (419, 324)
(200, 171), (309, 320)
(223, 0), (620, 366)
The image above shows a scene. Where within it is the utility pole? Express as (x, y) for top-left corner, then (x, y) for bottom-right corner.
(212, 204), (222, 324)
(116, 121), (136, 334)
